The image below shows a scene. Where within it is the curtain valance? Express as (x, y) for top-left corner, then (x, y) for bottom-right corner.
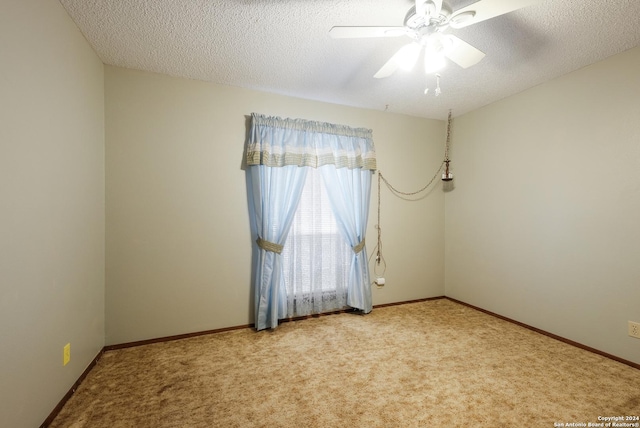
(246, 113), (377, 170)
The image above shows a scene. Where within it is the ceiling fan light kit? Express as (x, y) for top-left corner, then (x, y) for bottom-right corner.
(395, 43), (422, 71)
(330, 0), (542, 93)
(424, 50), (446, 73)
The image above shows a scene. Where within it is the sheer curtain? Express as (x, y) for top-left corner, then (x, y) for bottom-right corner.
(246, 113), (377, 330)
(281, 167), (351, 318)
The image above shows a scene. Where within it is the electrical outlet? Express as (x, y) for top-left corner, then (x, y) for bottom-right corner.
(629, 321), (640, 339)
(63, 343), (71, 366)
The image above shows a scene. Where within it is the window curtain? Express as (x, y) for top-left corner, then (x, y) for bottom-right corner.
(319, 165), (372, 313)
(247, 113), (377, 330)
(247, 164), (308, 330)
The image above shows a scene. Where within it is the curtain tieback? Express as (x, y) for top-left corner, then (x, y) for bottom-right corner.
(256, 236), (283, 254)
(352, 238), (365, 254)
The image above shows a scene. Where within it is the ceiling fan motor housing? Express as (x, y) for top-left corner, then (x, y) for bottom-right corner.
(404, 4), (452, 30)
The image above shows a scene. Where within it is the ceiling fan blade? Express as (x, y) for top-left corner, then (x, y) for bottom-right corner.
(374, 43), (421, 78)
(329, 26), (407, 38)
(374, 57), (401, 79)
(449, 0), (542, 29)
(445, 36), (486, 68)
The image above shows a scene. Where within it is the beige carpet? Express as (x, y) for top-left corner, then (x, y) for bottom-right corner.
(50, 299), (640, 427)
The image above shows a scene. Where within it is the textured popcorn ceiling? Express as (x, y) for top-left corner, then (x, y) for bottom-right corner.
(59, 0), (640, 120)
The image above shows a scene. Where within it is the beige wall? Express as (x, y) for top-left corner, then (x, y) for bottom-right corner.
(445, 46), (640, 364)
(105, 66), (446, 345)
(0, 0), (105, 426)
(9, 3), (638, 423)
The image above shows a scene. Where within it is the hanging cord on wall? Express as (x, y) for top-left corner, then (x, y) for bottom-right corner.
(370, 110), (453, 283)
(369, 172), (387, 285)
(379, 164), (444, 201)
(442, 109), (453, 181)
(444, 109), (452, 163)
(379, 109), (452, 201)
(371, 166), (442, 280)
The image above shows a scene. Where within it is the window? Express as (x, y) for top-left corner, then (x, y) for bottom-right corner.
(281, 167), (351, 318)
(247, 113), (375, 330)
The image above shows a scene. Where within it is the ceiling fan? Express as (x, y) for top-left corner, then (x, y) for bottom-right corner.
(329, 0), (542, 79)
